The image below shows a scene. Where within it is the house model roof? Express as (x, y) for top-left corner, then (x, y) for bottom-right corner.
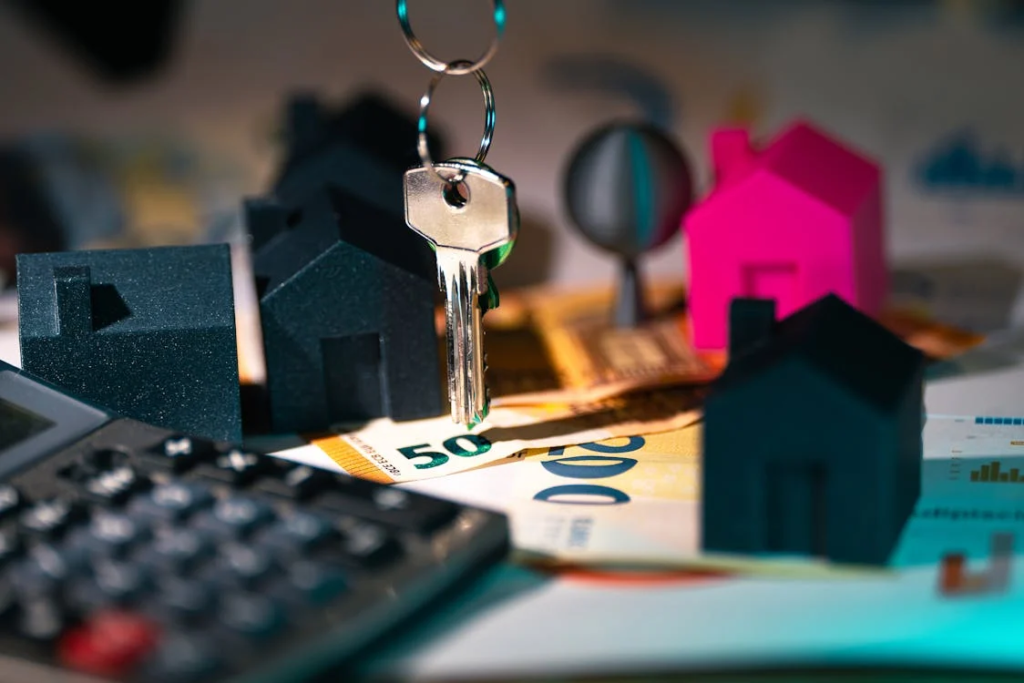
(712, 294), (924, 413)
(711, 121), (881, 218)
(254, 185), (435, 299)
(18, 245), (234, 337)
(273, 91), (445, 204)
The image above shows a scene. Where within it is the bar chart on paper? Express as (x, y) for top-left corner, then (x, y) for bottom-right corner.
(922, 415), (1024, 498)
(970, 460), (1024, 483)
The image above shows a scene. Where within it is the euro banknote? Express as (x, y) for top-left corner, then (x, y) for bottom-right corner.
(484, 283), (721, 405)
(482, 283), (983, 408)
(400, 424), (884, 577)
(400, 425), (705, 563)
(877, 308), (986, 360)
(266, 386), (705, 484)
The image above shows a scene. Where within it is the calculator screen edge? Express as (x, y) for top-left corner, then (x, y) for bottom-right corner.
(0, 366), (110, 479)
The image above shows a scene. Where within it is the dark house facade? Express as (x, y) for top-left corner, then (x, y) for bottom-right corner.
(17, 245), (241, 441)
(702, 294), (925, 566)
(251, 185), (443, 433)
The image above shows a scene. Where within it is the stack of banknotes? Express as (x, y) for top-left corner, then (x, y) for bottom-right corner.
(266, 282), (985, 571)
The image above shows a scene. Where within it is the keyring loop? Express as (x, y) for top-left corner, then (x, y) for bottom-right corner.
(397, 0), (505, 75)
(417, 61), (495, 185)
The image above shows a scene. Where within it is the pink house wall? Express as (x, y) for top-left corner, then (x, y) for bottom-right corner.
(686, 172), (858, 350)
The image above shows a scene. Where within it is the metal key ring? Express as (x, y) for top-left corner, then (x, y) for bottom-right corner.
(397, 0), (505, 75)
(417, 61), (495, 185)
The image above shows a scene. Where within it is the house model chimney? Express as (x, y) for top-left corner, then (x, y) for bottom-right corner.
(728, 297), (776, 359)
(53, 265), (92, 336)
(711, 128), (755, 184)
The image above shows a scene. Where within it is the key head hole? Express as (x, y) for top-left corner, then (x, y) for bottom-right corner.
(442, 180), (470, 210)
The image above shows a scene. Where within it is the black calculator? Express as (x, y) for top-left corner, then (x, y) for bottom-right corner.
(0, 359), (509, 682)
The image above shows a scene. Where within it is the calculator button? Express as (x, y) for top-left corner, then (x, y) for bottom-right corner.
(19, 499), (85, 540)
(251, 461), (334, 500)
(15, 594), (67, 640)
(83, 512), (150, 558)
(0, 527), (24, 565)
(140, 633), (223, 682)
(67, 579), (118, 614)
(80, 465), (148, 506)
(86, 448), (131, 469)
(194, 448), (270, 486)
(331, 519), (403, 569)
(317, 478), (459, 533)
(258, 511), (336, 555)
(142, 436), (213, 473)
(138, 529), (215, 575)
(209, 544), (277, 590)
(149, 577), (215, 624)
(0, 484), (26, 522)
(90, 560), (153, 603)
(217, 593), (284, 640)
(191, 497), (274, 540)
(273, 560), (348, 606)
(59, 449), (128, 481)
(130, 483), (214, 523)
(10, 544), (84, 597)
(0, 575), (16, 613)
(59, 610), (161, 677)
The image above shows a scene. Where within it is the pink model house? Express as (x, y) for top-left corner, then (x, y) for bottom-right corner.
(684, 120), (887, 350)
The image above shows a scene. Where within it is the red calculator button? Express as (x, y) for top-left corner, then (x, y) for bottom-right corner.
(58, 610), (160, 677)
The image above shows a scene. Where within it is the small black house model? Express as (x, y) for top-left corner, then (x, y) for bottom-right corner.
(271, 91), (445, 211)
(250, 185), (443, 433)
(702, 294), (926, 566)
(17, 245), (241, 441)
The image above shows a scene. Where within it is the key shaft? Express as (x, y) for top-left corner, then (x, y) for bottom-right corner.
(436, 249), (487, 424)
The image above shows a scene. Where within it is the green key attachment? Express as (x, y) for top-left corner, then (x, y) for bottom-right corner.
(481, 269), (500, 315)
(482, 240), (515, 271)
(480, 237), (515, 316)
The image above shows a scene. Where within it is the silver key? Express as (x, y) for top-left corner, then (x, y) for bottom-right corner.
(404, 159), (518, 426)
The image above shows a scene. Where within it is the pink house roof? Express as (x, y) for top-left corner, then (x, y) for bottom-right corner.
(707, 120), (880, 218)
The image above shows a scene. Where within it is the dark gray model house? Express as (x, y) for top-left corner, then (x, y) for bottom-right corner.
(702, 294), (925, 566)
(271, 91), (445, 212)
(250, 184), (443, 434)
(17, 245), (241, 441)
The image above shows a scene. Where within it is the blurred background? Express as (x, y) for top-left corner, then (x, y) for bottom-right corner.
(0, 0), (1022, 329)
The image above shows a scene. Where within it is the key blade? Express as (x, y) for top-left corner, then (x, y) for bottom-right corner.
(404, 161), (517, 254)
(437, 249), (487, 426)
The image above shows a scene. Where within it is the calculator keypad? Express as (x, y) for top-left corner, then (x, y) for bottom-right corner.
(0, 419), (504, 682)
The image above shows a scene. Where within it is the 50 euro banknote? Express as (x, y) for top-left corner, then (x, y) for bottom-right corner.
(263, 386), (704, 484)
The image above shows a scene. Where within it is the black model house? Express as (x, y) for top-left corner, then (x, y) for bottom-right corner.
(271, 91), (446, 212)
(702, 294), (926, 566)
(250, 184), (443, 434)
(17, 245), (241, 441)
